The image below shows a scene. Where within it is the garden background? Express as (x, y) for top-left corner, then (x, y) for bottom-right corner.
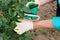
(0, 0), (60, 40)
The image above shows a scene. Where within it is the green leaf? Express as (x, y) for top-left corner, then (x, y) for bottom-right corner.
(18, 0), (22, 3)
(8, 8), (11, 16)
(11, 0), (17, 3)
(34, 29), (40, 36)
(1, 0), (11, 6)
(25, 37), (32, 40)
(0, 16), (7, 27)
(42, 30), (48, 35)
(8, 8), (17, 18)
(0, 19), (2, 27)
(1, 17), (7, 23)
(19, 0), (28, 5)
(11, 11), (17, 18)
(24, 31), (32, 37)
(22, 7), (31, 13)
(18, 11), (24, 18)
(19, 37), (25, 40)
(0, 33), (10, 40)
(16, 4), (21, 11)
(10, 21), (16, 29)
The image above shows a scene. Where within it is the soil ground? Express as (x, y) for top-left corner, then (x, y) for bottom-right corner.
(33, 1), (60, 40)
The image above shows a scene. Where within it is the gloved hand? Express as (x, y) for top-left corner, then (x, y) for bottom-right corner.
(24, 1), (40, 21)
(14, 19), (33, 35)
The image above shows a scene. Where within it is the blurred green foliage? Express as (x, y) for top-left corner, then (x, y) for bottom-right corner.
(0, 0), (35, 40)
(0, 0), (48, 40)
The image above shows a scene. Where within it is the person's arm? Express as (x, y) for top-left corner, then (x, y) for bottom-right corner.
(33, 17), (60, 30)
(33, 20), (54, 29)
(35, 0), (55, 6)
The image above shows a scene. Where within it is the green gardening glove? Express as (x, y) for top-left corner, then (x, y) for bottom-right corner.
(24, 1), (40, 21)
